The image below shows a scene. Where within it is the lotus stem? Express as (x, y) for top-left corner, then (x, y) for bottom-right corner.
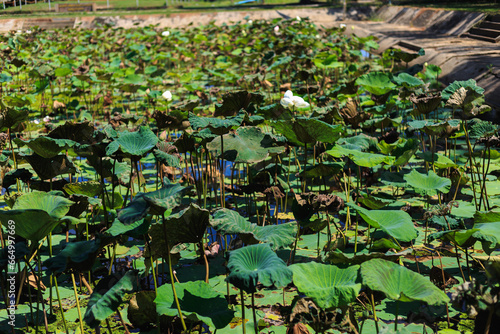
(251, 293), (258, 334)
(371, 292), (379, 334)
(162, 215), (187, 331)
(71, 272), (85, 333)
(54, 276), (69, 334)
(394, 299), (399, 331)
(199, 242), (209, 283)
(240, 290), (246, 334)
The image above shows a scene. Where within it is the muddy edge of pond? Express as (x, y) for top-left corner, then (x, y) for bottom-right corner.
(1, 5), (498, 119)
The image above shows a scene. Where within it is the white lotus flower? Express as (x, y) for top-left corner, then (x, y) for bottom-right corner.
(162, 90), (172, 101)
(248, 20), (253, 25)
(26, 30), (32, 34)
(280, 90), (309, 109)
(162, 31), (170, 37)
(340, 23), (346, 28)
(274, 25), (279, 33)
(296, 16), (301, 21)
(43, 116), (51, 122)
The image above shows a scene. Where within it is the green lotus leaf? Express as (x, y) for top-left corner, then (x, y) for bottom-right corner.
(206, 126), (285, 163)
(474, 210), (500, 223)
(428, 229), (477, 248)
(472, 222), (500, 254)
(43, 239), (101, 274)
(360, 258), (449, 305)
(118, 182), (189, 224)
(143, 181), (191, 214)
(117, 195), (149, 225)
(106, 126), (158, 158)
(408, 119), (460, 137)
(47, 121), (95, 145)
(383, 138), (419, 167)
(416, 152), (457, 169)
(326, 145), (394, 167)
(226, 243), (292, 293)
(211, 209), (296, 250)
(300, 162), (345, 179)
(25, 154), (77, 180)
(404, 170), (451, 196)
(290, 262), (361, 309)
(127, 291), (157, 328)
(155, 281), (234, 329)
(393, 72), (424, 89)
(213, 90), (265, 117)
(107, 218), (152, 238)
(442, 79), (484, 101)
(467, 118), (499, 139)
(189, 112), (243, 136)
(13, 190), (74, 219)
(84, 270), (138, 328)
(355, 72), (396, 96)
(0, 242), (29, 268)
(164, 203), (209, 244)
(358, 193), (394, 209)
(347, 203), (417, 242)
(2, 168), (33, 189)
(271, 117), (343, 146)
(63, 181), (102, 197)
(153, 149), (181, 168)
(337, 134), (378, 151)
(0, 107), (29, 131)
(0, 209), (58, 242)
(15, 137), (76, 159)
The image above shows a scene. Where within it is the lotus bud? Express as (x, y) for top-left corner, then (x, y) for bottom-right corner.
(274, 25), (279, 33)
(161, 31), (170, 37)
(296, 16), (301, 21)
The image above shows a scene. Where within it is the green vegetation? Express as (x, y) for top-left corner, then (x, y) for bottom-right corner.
(0, 16), (499, 334)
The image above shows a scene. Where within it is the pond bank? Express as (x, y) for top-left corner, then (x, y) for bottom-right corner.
(346, 6), (500, 117)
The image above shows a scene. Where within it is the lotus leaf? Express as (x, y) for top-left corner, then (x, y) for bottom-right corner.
(155, 281), (234, 329)
(226, 243), (292, 293)
(0, 108), (29, 131)
(63, 181), (101, 197)
(206, 126), (285, 163)
(189, 112), (243, 136)
(107, 218), (152, 238)
(164, 203), (209, 244)
(404, 170), (451, 195)
(213, 90), (264, 117)
(290, 262), (361, 309)
(360, 259), (448, 305)
(211, 208), (296, 250)
(271, 118), (342, 146)
(84, 270), (138, 328)
(25, 154), (77, 180)
(356, 72), (396, 96)
(416, 152), (457, 169)
(0, 210), (58, 242)
(106, 126), (158, 158)
(44, 239), (101, 274)
(326, 145), (394, 168)
(13, 190), (74, 219)
(347, 203), (417, 242)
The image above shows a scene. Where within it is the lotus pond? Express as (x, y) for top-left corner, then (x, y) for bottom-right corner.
(0, 17), (499, 334)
